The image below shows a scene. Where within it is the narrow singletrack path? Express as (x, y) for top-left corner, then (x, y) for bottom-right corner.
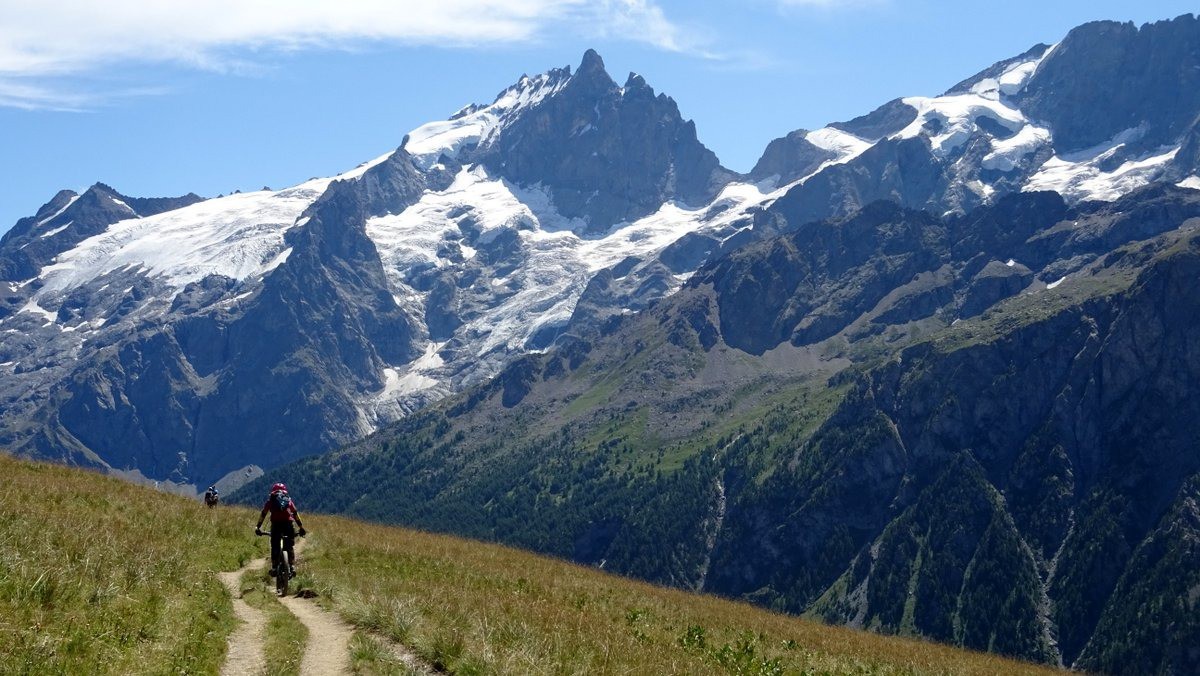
(218, 557), (267, 676)
(278, 538), (354, 675)
(221, 537), (432, 675)
(277, 592), (355, 675)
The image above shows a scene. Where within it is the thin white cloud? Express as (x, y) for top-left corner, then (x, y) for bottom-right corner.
(581, 0), (696, 55)
(0, 0), (707, 109)
(776, 0), (887, 7)
(0, 79), (89, 111)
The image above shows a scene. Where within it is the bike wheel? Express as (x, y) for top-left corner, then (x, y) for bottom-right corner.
(276, 551), (290, 596)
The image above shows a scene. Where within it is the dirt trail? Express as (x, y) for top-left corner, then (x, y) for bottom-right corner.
(278, 538), (354, 676)
(222, 537), (429, 675)
(218, 557), (267, 676)
(277, 592), (355, 675)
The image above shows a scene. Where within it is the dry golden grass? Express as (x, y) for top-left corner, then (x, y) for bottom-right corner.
(297, 513), (1065, 675)
(0, 454), (1066, 675)
(0, 455), (264, 674)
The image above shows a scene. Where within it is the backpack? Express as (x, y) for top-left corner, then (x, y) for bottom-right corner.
(270, 490), (291, 512)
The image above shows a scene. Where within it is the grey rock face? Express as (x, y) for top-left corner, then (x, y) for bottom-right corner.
(748, 130), (836, 185)
(1017, 15), (1200, 153)
(767, 136), (944, 230)
(175, 176), (421, 478)
(958, 260), (1033, 317)
(697, 185), (1200, 356)
(473, 50), (735, 230)
(354, 147), (451, 217)
(828, 98), (919, 141)
(704, 201), (947, 355)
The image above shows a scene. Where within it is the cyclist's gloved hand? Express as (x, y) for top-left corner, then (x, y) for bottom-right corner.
(254, 526), (263, 536)
(298, 528), (307, 537)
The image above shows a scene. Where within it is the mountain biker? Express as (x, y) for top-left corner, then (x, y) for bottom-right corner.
(254, 482), (306, 578)
(204, 485), (219, 507)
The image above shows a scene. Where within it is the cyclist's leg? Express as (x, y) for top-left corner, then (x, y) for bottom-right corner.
(270, 527), (283, 574)
(282, 523), (296, 575)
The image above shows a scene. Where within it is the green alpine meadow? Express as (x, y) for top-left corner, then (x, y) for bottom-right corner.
(0, 455), (1061, 674)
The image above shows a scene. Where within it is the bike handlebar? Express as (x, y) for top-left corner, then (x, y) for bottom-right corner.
(255, 528), (306, 536)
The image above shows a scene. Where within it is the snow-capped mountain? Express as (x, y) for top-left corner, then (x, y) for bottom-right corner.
(753, 15), (1200, 228)
(0, 50), (770, 490)
(3, 15), (1200, 491)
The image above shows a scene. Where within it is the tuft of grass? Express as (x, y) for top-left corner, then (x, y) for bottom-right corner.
(350, 631), (427, 675)
(0, 454), (265, 674)
(241, 570), (307, 676)
(298, 514), (1064, 675)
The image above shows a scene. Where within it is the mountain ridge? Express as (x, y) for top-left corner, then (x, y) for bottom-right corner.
(6, 15), (1200, 489)
(0, 50), (772, 489)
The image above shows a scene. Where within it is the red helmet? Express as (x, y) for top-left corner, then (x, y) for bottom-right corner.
(271, 482), (287, 493)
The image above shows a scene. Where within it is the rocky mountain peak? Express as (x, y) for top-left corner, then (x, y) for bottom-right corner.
(561, 50), (619, 101)
(576, 47), (607, 77)
(423, 49), (734, 229)
(31, 189), (79, 221)
(1017, 13), (1200, 153)
(623, 71), (649, 91)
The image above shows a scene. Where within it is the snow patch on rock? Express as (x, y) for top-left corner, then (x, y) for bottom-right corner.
(1024, 134), (1179, 203)
(982, 125), (1052, 172)
(1178, 176), (1200, 191)
(403, 71), (571, 170)
(37, 194), (80, 227)
(39, 221), (73, 239)
(895, 94), (1027, 158)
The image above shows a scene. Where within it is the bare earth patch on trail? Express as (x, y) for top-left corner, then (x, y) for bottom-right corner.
(218, 558), (267, 676)
(277, 592), (355, 676)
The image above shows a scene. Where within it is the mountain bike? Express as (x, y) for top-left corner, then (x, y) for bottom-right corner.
(256, 528), (301, 595)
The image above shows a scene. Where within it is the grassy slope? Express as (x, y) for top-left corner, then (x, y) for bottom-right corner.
(0, 454), (1058, 674)
(297, 513), (1061, 675)
(0, 454), (265, 674)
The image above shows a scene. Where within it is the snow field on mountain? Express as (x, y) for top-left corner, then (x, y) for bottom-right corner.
(982, 125), (1052, 172)
(895, 94), (1027, 158)
(805, 127), (874, 162)
(365, 167), (773, 396)
(34, 181), (328, 298)
(969, 47), (1052, 100)
(868, 42), (1185, 206)
(378, 342), (444, 398)
(1025, 138), (1181, 202)
(29, 150), (400, 304)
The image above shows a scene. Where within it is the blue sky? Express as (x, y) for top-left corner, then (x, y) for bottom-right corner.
(2, 1), (1196, 231)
